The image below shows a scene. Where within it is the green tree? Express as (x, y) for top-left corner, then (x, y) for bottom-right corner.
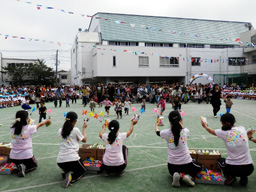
(1, 59), (55, 86)
(1, 63), (32, 85)
(28, 59), (55, 85)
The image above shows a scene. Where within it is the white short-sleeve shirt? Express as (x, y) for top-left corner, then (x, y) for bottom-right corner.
(57, 127), (84, 163)
(215, 126), (253, 165)
(160, 128), (192, 165)
(102, 132), (127, 166)
(10, 125), (37, 159)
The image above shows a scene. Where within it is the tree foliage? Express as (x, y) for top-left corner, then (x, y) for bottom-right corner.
(1, 59), (55, 85)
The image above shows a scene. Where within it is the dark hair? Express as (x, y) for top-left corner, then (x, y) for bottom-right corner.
(107, 120), (119, 144)
(11, 110), (28, 135)
(168, 111), (182, 147)
(221, 113), (235, 131)
(227, 95), (232, 99)
(61, 112), (78, 138)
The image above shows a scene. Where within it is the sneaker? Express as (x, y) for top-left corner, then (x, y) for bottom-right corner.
(183, 175), (195, 187)
(214, 116), (217, 118)
(118, 170), (125, 177)
(17, 164), (26, 177)
(104, 171), (109, 177)
(239, 177), (248, 186)
(62, 172), (72, 188)
(225, 176), (236, 186)
(172, 172), (180, 187)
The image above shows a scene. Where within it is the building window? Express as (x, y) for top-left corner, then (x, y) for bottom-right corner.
(160, 57), (179, 67)
(228, 57), (246, 66)
(108, 41), (139, 46)
(139, 56), (149, 67)
(191, 57), (201, 66)
(252, 36), (256, 45)
(113, 56), (116, 67)
(145, 43), (173, 47)
(61, 75), (67, 79)
(179, 44), (205, 48)
(210, 45), (234, 49)
(252, 55), (256, 64)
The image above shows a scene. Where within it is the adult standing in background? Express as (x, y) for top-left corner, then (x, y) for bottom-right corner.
(96, 82), (104, 106)
(54, 86), (64, 108)
(210, 84), (223, 118)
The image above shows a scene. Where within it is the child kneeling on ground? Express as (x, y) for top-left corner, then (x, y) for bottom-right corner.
(10, 110), (51, 177)
(99, 119), (138, 176)
(57, 112), (87, 188)
(155, 111), (202, 187)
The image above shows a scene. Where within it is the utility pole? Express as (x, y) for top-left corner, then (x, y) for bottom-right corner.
(55, 49), (58, 85)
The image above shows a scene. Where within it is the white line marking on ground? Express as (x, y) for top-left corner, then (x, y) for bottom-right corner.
(232, 109), (256, 121)
(37, 156), (58, 160)
(32, 143), (59, 146)
(1, 163), (167, 192)
(202, 135), (208, 142)
(0, 133), (10, 138)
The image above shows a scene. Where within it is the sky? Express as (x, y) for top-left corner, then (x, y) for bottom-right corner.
(0, 0), (256, 71)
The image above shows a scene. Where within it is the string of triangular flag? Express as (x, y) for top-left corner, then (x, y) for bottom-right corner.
(0, 33), (72, 46)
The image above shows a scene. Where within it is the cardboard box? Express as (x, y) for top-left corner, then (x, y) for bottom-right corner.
(189, 149), (198, 160)
(97, 148), (105, 161)
(0, 147), (5, 155)
(79, 144), (97, 161)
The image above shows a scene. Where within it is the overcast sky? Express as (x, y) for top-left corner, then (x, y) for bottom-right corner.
(0, 0), (255, 71)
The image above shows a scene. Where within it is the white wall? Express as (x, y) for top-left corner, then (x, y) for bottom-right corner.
(94, 46), (186, 77)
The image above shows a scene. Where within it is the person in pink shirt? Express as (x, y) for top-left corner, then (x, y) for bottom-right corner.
(201, 113), (254, 186)
(10, 110), (51, 177)
(101, 97), (113, 116)
(157, 96), (166, 115)
(99, 119), (138, 176)
(155, 111), (202, 187)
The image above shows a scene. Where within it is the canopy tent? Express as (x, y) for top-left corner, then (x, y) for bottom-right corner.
(189, 73), (214, 84)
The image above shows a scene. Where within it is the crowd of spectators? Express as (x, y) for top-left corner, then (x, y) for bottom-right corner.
(0, 82), (255, 109)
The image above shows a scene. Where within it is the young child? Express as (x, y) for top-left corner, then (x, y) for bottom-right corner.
(201, 113), (253, 186)
(157, 96), (166, 115)
(10, 110), (51, 177)
(89, 97), (97, 112)
(57, 112), (87, 188)
(173, 96), (181, 112)
(115, 98), (123, 119)
(155, 111), (202, 187)
(39, 101), (47, 123)
(182, 91), (189, 104)
(66, 95), (70, 107)
(124, 97), (131, 115)
(101, 97), (113, 117)
(99, 119), (138, 176)
(21, 96), (31, 110)
(224, 95), (233, 113)
(141, 98), (146, 111)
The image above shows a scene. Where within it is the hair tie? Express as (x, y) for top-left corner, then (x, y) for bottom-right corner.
(16, 118), (21, 122)
(110, 127), (114, 130)
(173, 116), (178, 120)
(226, 122), (231, 126)
(66, 118), (70, 121)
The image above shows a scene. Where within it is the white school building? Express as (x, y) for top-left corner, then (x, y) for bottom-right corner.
(71, 12), (256, 86)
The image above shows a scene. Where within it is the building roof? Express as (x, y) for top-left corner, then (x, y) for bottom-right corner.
(92, 12), (252, 45)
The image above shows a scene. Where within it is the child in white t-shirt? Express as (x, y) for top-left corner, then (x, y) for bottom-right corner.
(57, 111), (87, 188)
(10, 110), (51, 177)
(201, 113), (254, 186)
(124, 97), (131, 115)
(99, 119), (138, 176)
(155, 111), (202, 187)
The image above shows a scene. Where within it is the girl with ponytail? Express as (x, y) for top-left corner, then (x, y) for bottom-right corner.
(57, 111), (87, 188)
(99, 119), (138, 176)
(10, 110), (51, 177)
(155, 111), (202, 188)
(201, 113), (254, 186)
